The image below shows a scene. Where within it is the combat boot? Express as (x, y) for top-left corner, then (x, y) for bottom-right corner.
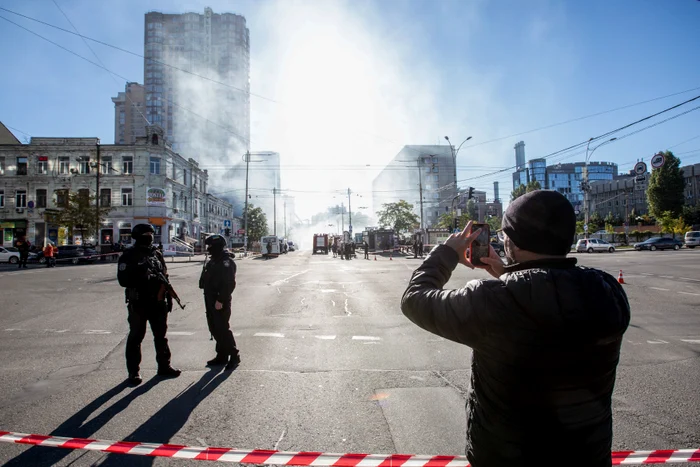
(207, 355), (228, 366)
(157, 366), (182, 378)
(225, 354), (241, 371)
(128, 373), (142, 386)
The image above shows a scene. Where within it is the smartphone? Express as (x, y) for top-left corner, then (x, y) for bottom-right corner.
(469, 223), (490, 266)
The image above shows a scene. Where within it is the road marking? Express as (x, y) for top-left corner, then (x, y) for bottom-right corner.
(301, 297), (306, 305)
(233, 332), (242, 337)
(4, 328), (26, 332)
(168, 331), (195, 336)
(331, 300), (336, 307)
(649, 287), (669, 291)
(352, 336), (381, 341)
(344, 299), (350, 315)
(641, 273), (655, 276)
(659, 275), (674, 279)
(681, 339), (700, 344)
(276, 287), (281, 294)
(678, 291), (700, 296)
(83, 330), (111, 335)
(647, 339), (668, 344)
(320, 289), (337, 293)
(680, 277), (700, 282)
(315, 335), (336, 340)
(270, 269), (309, 286)
(254, 332), (285, 338)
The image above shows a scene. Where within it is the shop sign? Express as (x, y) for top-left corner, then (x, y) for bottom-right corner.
(146, 187), (167, 206)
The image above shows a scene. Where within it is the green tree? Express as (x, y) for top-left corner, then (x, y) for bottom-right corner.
(628, 208), (638, 226)
(56, 191), (113, 243)
(377, 200), (419, 233)
(682, 204), (700, 227)
(604, 211), (615, 226)
(511, 184), (526, 201)
(576, 220), (585, 235)
(604, 223), (614, 235)
(647, 151), (685, 218)
(589, 212), (603, 229)
(526, 180), (542, 192)
(486, 216), (501, 234)
(242, 204), (268, 247)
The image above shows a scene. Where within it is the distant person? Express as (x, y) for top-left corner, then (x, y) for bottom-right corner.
(117, 224), (181, 385)
(332, 242), (338, 258)
(401, 190), (630, 467)
(43, 242), (55, 268)
(363, 241), (369, 260)
(14, 236), (30, 269)
(413, 240), (418, 258)
(418, 240), (424, 258)
(266, 240), (272, 258)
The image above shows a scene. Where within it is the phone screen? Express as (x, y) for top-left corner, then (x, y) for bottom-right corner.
(470, 223), (490, 266)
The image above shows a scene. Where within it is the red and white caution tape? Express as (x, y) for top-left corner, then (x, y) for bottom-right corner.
(1, 431), (699, 465)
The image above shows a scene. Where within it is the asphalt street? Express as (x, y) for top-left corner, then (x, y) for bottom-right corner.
(0, 248), (698, 466)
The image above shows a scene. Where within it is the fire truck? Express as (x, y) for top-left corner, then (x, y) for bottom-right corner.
(312, 233), (329, 254)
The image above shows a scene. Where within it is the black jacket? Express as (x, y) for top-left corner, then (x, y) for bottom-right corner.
(401, 245), (630, 467)
(199, 251), (236, 302)
(117, 245), (167, 302)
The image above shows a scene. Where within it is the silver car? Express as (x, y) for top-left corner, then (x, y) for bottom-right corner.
(685, 231), (699, 249)
(576, 238), (615, 253)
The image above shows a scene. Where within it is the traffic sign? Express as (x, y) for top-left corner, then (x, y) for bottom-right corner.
(223, 220), (231, 227)
(635, 174), (646, 183)
(237, 229), (245, 234)
(651, 153), (665, 169)
(584, 224), (588, 232)
(634, 161), (647, 175)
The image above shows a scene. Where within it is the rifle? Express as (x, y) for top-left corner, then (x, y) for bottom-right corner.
(156, 272), (186, 310)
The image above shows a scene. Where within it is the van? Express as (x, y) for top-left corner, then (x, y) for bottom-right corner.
(261, 236), (281, 257)
(685, 231), (700, 248)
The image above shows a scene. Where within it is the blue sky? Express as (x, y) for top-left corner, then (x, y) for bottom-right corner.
(1, 0), (699, 217)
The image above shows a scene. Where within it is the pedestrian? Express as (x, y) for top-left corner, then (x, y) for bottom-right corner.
(332, 242), (337, 258)
(413, 240), (418, 258)
(363, 241), (369, 260)
(401, 190), (630, 467)
(14, 236), (30, 269)
(43, 242), (55, 268)
(418, 240), (424, 258)
(117, 224), (181, 385)
(199, 234), (240, 371)
(266, 240), (272, 258)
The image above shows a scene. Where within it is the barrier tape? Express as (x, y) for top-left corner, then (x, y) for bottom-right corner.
(0, 431), (698, 465)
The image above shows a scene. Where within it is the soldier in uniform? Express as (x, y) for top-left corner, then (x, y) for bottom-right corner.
(117, 224), (181, 385)
(199, 235), (240, 371)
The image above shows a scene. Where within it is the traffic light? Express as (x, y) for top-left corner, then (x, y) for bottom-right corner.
(468, 187), (474, 199)
(224, 228), (231, 236)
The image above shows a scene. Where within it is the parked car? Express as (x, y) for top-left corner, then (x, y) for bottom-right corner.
(490, 241), (506, 258)
(0, 247), (20, 264)
(287, 241), (296, 252)
(685, 231), (700, 248)
(576, 238), (615, 253)
(57, 245), (98, 264)
(634, 237), (683, 251)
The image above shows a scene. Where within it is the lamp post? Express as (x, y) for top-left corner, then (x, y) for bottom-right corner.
(444, 135), (472, 228)
(583, 137), (617, 236)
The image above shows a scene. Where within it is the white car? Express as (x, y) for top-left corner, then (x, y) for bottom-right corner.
(685, 231), (699, 249)
(576, 238), (615, 253)
(0, 246), (20, 264)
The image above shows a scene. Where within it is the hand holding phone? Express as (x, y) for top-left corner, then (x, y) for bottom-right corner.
(468, 223), (490, 267)
(444, 221), (484, 269)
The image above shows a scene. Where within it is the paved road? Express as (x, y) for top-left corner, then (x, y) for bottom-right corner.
(0, 248), (698, 465)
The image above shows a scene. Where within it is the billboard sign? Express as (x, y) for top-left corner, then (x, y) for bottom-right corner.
(146, 187), (166, 206)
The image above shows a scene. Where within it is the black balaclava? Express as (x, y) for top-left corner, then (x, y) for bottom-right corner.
(134, 233), (153, 248)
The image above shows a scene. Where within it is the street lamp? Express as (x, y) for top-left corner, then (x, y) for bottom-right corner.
(582, 137), (617, 236)
(444, 135), (472, 226)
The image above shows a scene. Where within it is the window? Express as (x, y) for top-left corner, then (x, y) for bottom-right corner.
(123, 156), (133, 174)
(150, 157), (161, 174)
(101, 156), (113, 174)
(122, 188), (133, 206)
(55, 189), (68, 207)
(16, 157), (27, 175)
(173, 193), (177, 209)
(0, 190), (4, 207)
(119, 111), (125, 125)
(78, 157), (90, 174)
(432, 165), (439, 173)
(100, 188), (111, 207)
(183, 169), (188, 186)
(0, 157), (4, 174)
(37, 156), (48, 174)
(78, 188), (90, 200)
(183, 196), (188, 212)
(36, 189), (47, 208)
(16, 190), (27, 207)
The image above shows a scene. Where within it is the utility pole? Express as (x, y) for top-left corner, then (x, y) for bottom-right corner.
(347, 188), (352, 237)
(243, 151), (250, 256)
(341, 202), (345, 232)
(418, 160), (424, 230)
(95, 142), (101, 252)
(273, 187), (277, 236)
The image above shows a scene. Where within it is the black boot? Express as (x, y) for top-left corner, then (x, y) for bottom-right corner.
(157, 366), (181, 378)
(128, 373), (142, 385)
(207, 355), (228, 366)
(225, 354), (241, 371)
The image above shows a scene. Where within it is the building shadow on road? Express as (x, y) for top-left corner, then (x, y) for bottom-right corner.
(97, 367), (232, 466)
(5, 377), (160, 466)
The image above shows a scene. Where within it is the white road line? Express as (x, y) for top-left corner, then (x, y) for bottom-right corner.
(233, 332), (242, 337)
(678, 291), (700, 296)
(254, 332), (285, 338)
(168, 331), (195, 336)
(681, 339), (700, 344)
(659, 275), (674, 279)
(270, 269), (309, 286)
(649, 287), (670, 291)
(344, 299), (350, 315)
(4, 328), (26, 332)
(331, 300), (336, 307)
(320, 289), (337, 293)
(352, 336), (381, 341)
(301, 297), (306, 305)
(83, 330), (111, 335)
(647, 339), (668, 344)
(641, 273), (655, 276)
(276, 287), (281, 294)
(315, 335), (336, 340)
(680, 277), (700, 282)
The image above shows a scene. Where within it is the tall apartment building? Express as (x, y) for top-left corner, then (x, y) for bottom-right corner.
(143, 8), (250, 160)
(372, 145), (456, 229)
(111, 82), (147, 144)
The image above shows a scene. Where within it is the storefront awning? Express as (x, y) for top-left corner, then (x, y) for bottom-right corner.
(149, 218), (167, 226)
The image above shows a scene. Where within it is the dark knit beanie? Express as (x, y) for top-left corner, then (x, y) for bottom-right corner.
(502, 190), (575, 255)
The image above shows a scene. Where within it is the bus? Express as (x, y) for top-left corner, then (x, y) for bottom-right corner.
(261, 235), (281, 257)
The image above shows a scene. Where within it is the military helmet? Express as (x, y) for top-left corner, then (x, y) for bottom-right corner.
(131, 223), (155, 238)
(205, 234), (227, 249)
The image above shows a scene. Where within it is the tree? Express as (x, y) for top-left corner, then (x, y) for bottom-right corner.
(242, 204), (268, 247)
(526, 180), (542, 192)
(56, 191), (112, 243)
(466, 199), (478, 220)
(682, 204), (700, 227)
(628, 208), (638, 226)
(589, 212), (603, 229)
(511, 184), (526, 201)
(377, 200), (419, 233)
(486, 216), (501, 234)
(647, 151), (684, 218)
(604, 211), (615, 226)
(575, 220), (585, 235)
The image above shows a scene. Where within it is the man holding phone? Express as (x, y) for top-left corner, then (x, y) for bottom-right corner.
(401, 190), (630, 467)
